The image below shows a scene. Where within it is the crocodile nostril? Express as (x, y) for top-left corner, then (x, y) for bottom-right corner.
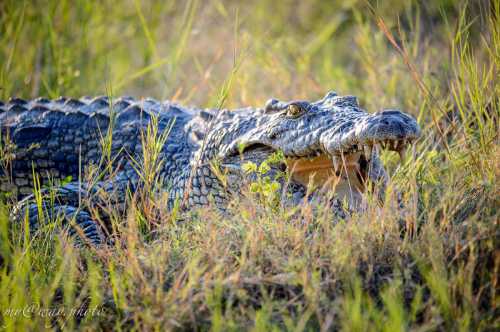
(382, 120), (390, 125)
(269, 130), (279, 139)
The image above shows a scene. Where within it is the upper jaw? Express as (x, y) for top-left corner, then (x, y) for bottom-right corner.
(221, 109), (420, 164)
(320, 109), (420, 159)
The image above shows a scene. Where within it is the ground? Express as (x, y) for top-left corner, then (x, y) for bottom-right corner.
(0, 0), (498, 330)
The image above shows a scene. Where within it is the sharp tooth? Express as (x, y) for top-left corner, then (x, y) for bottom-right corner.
(363, 145), (372, 160)
(393, 140), (399, 150)
(332, 155), (341, 174)
(398, 146), (407, 161)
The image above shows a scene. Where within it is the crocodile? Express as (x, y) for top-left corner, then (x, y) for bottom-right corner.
(0, 91), (420, 245)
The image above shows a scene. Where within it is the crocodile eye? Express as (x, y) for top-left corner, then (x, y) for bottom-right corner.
(287, 104), (304, 117)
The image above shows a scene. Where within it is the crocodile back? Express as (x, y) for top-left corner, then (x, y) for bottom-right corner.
(0, 96), (198, 198)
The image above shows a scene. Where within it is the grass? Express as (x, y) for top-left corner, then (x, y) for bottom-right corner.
(0, 0), (498, 330)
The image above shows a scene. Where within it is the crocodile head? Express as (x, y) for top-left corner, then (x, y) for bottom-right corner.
(215, 91), (420, 205)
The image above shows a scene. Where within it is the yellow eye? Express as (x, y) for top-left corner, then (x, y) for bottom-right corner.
(287, 104), (303, 117)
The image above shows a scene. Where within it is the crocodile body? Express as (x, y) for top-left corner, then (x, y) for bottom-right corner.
(0, 92), (420, 245)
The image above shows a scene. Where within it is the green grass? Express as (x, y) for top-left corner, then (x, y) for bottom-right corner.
(0, 0), (498, 330)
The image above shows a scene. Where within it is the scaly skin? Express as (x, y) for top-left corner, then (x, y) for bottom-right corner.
(0, 91), (420, 245)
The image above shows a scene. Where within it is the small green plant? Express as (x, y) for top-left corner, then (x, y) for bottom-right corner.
(242, 151), (285, 209)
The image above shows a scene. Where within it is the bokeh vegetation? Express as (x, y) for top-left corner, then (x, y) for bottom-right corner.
(0, 0), (498, 330)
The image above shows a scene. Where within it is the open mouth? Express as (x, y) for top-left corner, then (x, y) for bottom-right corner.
(285, 137), (412, 195)
(229, 137), (413, 203)
(286, 153), (367, 193)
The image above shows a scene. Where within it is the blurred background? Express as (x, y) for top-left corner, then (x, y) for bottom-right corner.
(0, 0), (491, 114)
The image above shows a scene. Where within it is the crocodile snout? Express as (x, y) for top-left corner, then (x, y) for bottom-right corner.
(319, 108), (420, 162)
(356, 109), (420, 143)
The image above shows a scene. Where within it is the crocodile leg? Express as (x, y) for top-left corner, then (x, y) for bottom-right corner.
(12, 178), (131, 246)
(17, 201), (105, 246)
